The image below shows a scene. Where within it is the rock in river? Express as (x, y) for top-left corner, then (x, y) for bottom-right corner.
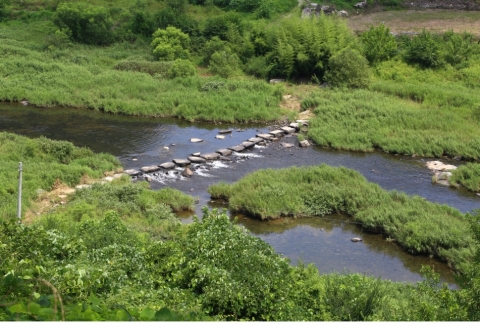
(229, 145), (245, 152)
(201, 153), (220, 160)
(182, 168), (194, 177)
(141, 165), (160, 173)
(188, 156), (206, 163)
(216, 148), (232, 156)
(159, 162), (176, 169)
(173, 159), (191, 166)
(190, 138), (203, 143)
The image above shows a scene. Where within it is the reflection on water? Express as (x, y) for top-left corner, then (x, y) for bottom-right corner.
(2, 103), (479, 286)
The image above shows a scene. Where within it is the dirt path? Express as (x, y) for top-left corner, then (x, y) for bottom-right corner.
(347, 9), (480, 36)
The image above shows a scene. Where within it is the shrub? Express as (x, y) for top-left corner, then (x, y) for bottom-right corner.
(244, 56), (272, 79)
(151, 27), (190, 61)
(53, 2), (113, 45)
(208, 50), (241, 78)
(404, 30), (442, 68)
(361, 24), (397, 65)
(168, 59), (197, 79)
(325, 48), (371, 88)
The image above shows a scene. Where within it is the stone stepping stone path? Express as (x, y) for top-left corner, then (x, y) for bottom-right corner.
(128, 120), (311, 182)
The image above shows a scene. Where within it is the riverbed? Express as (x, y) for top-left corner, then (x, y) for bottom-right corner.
(2, 103), (480, 286)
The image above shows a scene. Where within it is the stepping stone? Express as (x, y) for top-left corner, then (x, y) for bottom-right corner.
(188, 156), (206, 163)
(159, 162), (176, 169)
(201, 153), (220, 160)
(216, 148), (232, 156)
(190, 138), (203, 143)
(281, 126), (296, 134)
(173, 159), (190, 166)
(296, 120), (309, 126)
(219, 156), (232, 161)
(229, 145), (245, 152)
(289, 122), (300, 130)
(218, 129), (233, 134)
(242, 141), (255, 149)
(281, 142), (294, 148)
(192, 152), (201, 156)
(124, 169), (141, 176)
(248, 137), (263, 144)
(256, 133), (272, 140)
(215, 135), (225, 139)
(269, 130), (284, 138)
(141, 165), (160, 173)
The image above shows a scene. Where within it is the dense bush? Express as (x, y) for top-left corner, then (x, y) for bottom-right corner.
(361, 24), (397, 65)
(325, 48), (371, 88)
(404, 30), (442, 68)
(168, 59), (197, 78)
(53, 2), (113, 45)
(208, 49), (241, 78)
(151, 27), (191, 61)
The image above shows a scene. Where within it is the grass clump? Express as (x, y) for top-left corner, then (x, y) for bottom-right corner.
(451, 163), (480, 192)
(208, 165), (475, 271)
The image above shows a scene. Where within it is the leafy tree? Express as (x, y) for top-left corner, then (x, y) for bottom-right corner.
(165, 0), (188, 14)
(325, 47), (371, 88)
(168, 59), (197, 78)
(201, 36), (229, 65)
(443, 31), (476, 67)
(361, 24), (397, 65)
(404, 30), (442, 68)
(208, 49), (241, 78)
(151, 27), (191, 61)
(53, 2), (113, 45)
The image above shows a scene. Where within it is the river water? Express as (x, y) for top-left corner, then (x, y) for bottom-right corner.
(2, 104), (480, 286)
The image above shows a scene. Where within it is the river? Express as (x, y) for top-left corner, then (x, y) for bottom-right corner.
(2, 103), (480, 286)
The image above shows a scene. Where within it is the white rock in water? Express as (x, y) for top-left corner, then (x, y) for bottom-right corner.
(216, 135), (225, 139)
(426, 161), (457, 171)
(190, 138), (203, 143)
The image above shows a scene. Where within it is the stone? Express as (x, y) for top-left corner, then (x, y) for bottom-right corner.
(113, 173), (124, 179)
(256, 133), (272, 140)
(75, 184), (91, 190)
(218, 129), (233, 134)
(190, 138), (203, 143)
(131, 158), (138, 161)
(436, 171), (453, 181)
(289, 122), (300, 130)
(124, 169), (141, 176)
(163, 146), (169, 150)
(141, 165), (160, 173)
(103, 176), (114, 182)
(188, 156), (207, 163)
(269, 130), (285, 138)
(351, 238), (363, 242)
(242, 141), (255, 149)
(216, 148), (232, 156)
(159, 162), (176, 169)
(271, 137), (279, 142)
(248, 137), (263, 144)
(426, 161), (457, 171)
(215, 135), (225, 139)
(229, 145), (245, 152)
(281, 126), (296, 134)
(296, 119), (309, 126)
(201, 153), (220, 160)
(337, 10), (349, 17)
(192, 152), (201, 156)
(219, 156), (232, 161)
(20, 100), (29, 106)
(145, 176), (152, 182)
(300, 140), (311, 148)
(173, 159), (191, 166)
(269, 79), (285, 84)
(281, 142), (294, 148)
(182, 168), (194, 177)
(354, 0), (367, 9)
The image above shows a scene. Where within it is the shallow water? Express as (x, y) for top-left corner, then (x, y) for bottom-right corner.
(2, 103), (480, 286)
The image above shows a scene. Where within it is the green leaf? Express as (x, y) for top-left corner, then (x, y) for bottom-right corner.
(27, 302), (41, 315)
(115, 309), (131, 321)
(140, 307), (155, 321)
(155, 307), (176, 321)
(8, 303), (26, 314)
(38, 308), (54, 316)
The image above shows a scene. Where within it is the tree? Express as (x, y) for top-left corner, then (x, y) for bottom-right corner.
(208, 49), (241, 78)
(404, 30), (442, 68)
(151, 27), (190, 61)
(325, 48), (371, 88)
(361, 24), (397, 65)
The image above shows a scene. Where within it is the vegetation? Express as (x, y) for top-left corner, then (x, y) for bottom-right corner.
(451, 163), (480, 192)
(208, 165), (475, 271)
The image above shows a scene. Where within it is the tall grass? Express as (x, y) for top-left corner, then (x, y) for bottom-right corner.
(451, 163), (480, 192)
(208, 165), (475, 271)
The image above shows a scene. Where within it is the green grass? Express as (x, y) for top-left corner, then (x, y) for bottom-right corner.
(451, 163), (480, 192)
(208, 165), (475, 272)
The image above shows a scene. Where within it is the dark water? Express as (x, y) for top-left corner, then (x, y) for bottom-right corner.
(2, 104), (480, 286)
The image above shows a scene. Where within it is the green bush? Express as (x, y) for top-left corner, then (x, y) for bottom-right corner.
(168, 59), (197, 78)
(325, 48), (371, 88)
(53, 2), (113, 45)
(404, 30), (442, 68)
(361, 24), (397, 65)
(208, 49), (241, 78)
(451, 163), (480, 192)
(151, 27), (191, 61)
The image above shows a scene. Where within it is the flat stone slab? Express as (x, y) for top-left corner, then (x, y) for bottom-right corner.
(190, 138), (203, 143)
(242, 141), (255, 149)
(218, 129), (233, 134)
(229, 145), (245, 152)
(256, 133), (272, 140)
(296, 120), (309, 126)
(216, 148), (232, 156)
(159, 162), (176, 169)
(192, 152), (200, 156)
(289, 122), (300, 130)
(124, 169), (141, 176)
(215, 135), (225, 139)
(281, 142), (294, 148)
(248, 137), (263, 144)
(173, 159), (191, 166)
(188, 156), (207, 163)
(281, 126), (296, 134)
(269, 130), (285, 138)
(201, 153), (220, 160)
(141, 165), (161, 173)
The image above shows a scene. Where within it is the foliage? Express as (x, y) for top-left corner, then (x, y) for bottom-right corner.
(361, 24), (397, 65)
(208, 165), (474, 271)
(325, 48), (371, 88)
(53, 2), (113, 45)
(168, 59), (197, 78)
(151, 27), (191, 61)
(404, 30), (442, 68)
(451, 163), (480, 192)
(442, 31), (476, 67)
(208, 49), (241, 78)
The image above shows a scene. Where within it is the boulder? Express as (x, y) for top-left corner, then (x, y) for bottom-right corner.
(173, 159), (191, 166)
(190, 138), (203, 143)
(141, 165), (160, 173)
(337, 10), (349, 17)
(354, 1), (367, 9)
(216, 148), (232, 156)
(426, 161), (457, 171)
(188, 156), (207, 163)
(242, 141), (255, 149)
(182, 168), (194, 177)
(159, 162), (176, 169)
(218, 129), (233, 134)
(269, 130), (285, 138)
(201, 153), (220, 160)
(229, 145), (245, 152)
(281, 126), (296, 134)
(256, 133), (272, 140)
(300, 140), (311, 148)
(289, 122), (300, 130)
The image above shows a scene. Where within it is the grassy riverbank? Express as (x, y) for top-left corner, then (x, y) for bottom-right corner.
(451, 163), (480, 192)
(208, 165), (475, 271)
